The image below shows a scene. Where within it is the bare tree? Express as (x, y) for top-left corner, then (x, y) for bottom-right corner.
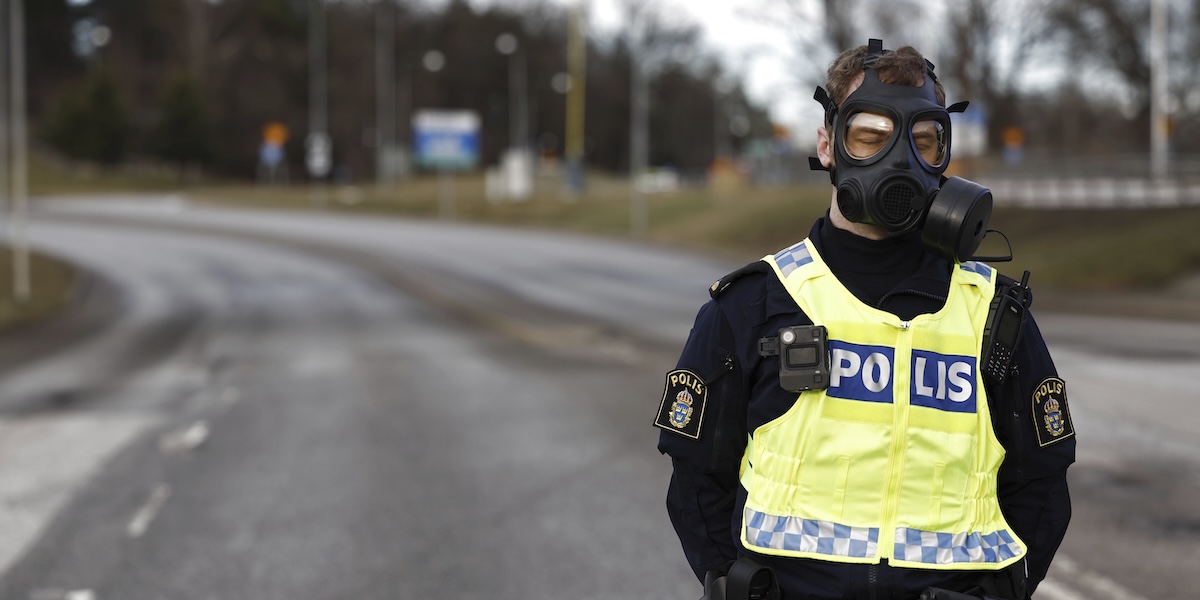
(1047, 0), (1152, 113)
(33, 0), (770, 177)
(737, 0), (859, 91)
(939, 0), (1054, 150)
(1041, 0), (1200, 154)
(739, 0), (932, 91)
(618, 0), (703, 234)
(1175, 0), (1200, 152)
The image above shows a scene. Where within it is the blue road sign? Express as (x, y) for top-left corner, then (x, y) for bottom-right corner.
(413, 110), (481, 171)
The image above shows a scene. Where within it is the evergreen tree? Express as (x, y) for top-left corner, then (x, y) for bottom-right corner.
(151, 74), (213, 168)
(44, 69), (130, 166)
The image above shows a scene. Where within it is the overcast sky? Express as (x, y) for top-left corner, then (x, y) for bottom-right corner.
(545, 0), (967, 146)
(579, 0), (815, 134)
(565, 0), (828, 142)
(70, 0), (1157, 146)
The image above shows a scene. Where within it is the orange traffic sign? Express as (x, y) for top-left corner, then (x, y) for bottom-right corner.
(1002, 126), (1025, 148)
(263, 122), (289, 146)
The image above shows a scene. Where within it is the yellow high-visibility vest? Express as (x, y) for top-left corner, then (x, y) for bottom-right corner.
(739, 239), (1025, 570)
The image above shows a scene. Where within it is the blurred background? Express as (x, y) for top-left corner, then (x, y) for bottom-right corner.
(11, 0), (1200, 178)
(2, 0), (1197, 296)
(0, 1), (1197, 599)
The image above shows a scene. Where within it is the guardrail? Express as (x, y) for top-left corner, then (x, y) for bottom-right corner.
(980, 177), (1200, 209)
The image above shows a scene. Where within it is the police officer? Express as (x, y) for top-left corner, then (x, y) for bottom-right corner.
(654, 40), (1075, 600)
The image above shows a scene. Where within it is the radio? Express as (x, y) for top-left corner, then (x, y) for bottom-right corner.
(981, 270), (1030, 385)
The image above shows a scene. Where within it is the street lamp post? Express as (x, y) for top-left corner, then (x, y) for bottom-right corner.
(414, 50), (461, 218)
(1, 0), (9, 229)
(495, 32), (531, 200)
(713, 76), (735, 161)
(307, 0), (331, 208)
(4, 0), (29, 303)
(495, 33), (527, 152)
(626, 6), (650, 237)
(1149, 0), (1169, 180)
(375, 0), (396, 187)
(629, 52), (648, 237)
(563, 2), (587, 196)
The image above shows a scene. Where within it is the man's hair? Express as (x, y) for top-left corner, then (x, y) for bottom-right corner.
(824, 44), (947, 125)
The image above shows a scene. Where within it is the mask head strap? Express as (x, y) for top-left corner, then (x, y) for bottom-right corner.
(863, 38), (887, 67)
(809, 86), (838, 181)
(810, 39), (892, 179)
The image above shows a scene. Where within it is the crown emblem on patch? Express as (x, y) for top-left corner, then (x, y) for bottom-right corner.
(1043, 396), (1065, 437)
(670, 390), (694, 428)
(655, 369), (707, 440)
(1032, 377), (1074, 447)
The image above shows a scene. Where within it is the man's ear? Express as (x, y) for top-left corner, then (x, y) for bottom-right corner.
(816, 126), (833, 169)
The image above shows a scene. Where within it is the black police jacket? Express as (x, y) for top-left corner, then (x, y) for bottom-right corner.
(657, 216), (1075, 600)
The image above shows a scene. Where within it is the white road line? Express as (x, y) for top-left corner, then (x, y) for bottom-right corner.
(159, 420), (210, 454)
(1036, 555), (1154, 600)
(1037, 578), (1093, 600)
(125, 483), (171, 538)
(1052, 555), (1153, 600)
(0, 414), (156, 578)
(28, 590), (97, 600)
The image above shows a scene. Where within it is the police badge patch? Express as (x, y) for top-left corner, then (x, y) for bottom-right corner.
(654, 369), (708, 440)
(1032, 377), (1075, 447)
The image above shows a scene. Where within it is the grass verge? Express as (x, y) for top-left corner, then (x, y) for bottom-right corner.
(188, 176), (1200, 291)
(31, 156), (1200, 293)
(0, 247), (80, 331)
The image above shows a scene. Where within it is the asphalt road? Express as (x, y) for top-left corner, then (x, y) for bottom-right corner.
(0, 196), (1195, 600)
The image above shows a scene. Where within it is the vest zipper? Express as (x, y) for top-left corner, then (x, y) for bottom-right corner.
(879, 318), (914, 560)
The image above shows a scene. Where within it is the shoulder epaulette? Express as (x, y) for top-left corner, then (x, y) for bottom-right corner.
(709, 260), (770, 299)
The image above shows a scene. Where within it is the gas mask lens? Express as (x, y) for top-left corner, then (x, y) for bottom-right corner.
(844, 111), (895, 160)
(912, 118), (948, 168)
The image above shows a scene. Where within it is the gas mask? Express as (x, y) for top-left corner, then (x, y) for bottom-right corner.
(810, 39), (995, 263)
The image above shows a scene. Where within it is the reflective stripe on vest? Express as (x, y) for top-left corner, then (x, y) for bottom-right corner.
(739, 240), (1025, 570)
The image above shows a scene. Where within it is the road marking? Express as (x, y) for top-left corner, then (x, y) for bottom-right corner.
(28, 589), (97, 600)
(1037, 578), (1092, 600)
(126, 483), (171, 538)
(1038, 555), (1153, 600)
(1055, 555), (1152, 600)
(158, 420), (210, 454)
(0, 414), (155, 579)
